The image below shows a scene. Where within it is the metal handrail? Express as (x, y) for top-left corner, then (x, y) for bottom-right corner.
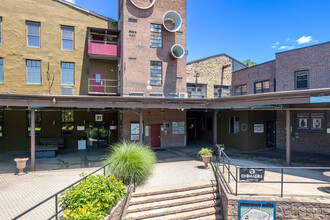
(211, 157), (225, 220)
(118, 171), (136, 220)
(216, 145), (330, 197)
(13, 163), (113, 220)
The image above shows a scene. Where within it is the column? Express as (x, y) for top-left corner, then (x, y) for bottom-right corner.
(213, 110), (219, 146)
(139, 109), (143, 143)
(286, 110), (291, 165)
(31, 109), (36, 171)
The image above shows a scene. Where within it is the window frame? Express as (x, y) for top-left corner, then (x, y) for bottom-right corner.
(235, 84), (247, 96)
(26, 59), (41, 84)
(150, 61), (162, 86)
(214, 85), (231, 98)
(61, 26), (74, 51)
(0, 17), (2, 45)
(26, 21), (40, 48)
(27, 110), (42, 136)
(61, 109), (75, 136)
(254, 80), (270, 94)
(61, 62), (75, 85)
(229, 116), (240, 134)
(295, 70), (309, 90)
(0, 58), (3, 83)
(150, 23), (163, 48)
(187, 83), (207, 98)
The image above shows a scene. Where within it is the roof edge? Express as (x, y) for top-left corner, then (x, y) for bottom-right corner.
(187, 53), (247, 67)
(232, 60), (276, 73)
(276, 41), (330, 55)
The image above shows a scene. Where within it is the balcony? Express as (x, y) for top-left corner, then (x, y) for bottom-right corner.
(88, 78), (118, 95)
(88, 28), (120, 59)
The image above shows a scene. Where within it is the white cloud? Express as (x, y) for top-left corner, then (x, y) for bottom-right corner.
(297, 36), (312, 44)
(275, 42), (280, 45)
(278, 45), (295, 50)
(65, 0), (76, 3)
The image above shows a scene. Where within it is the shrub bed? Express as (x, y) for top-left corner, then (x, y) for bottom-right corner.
(60, 175), (126, 219)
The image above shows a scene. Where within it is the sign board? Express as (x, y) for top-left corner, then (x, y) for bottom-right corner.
(310, 96), (330, 103)
(327, 128), (330, 134)
(172, 122), (185, 134)
(240, 168), (265, 182)
(77, 126), (85, 131)
(95, 114), (103, 122)
(238, 200), (276, 220)
(110, 126), (117, 130)
(145, 126), (150, 137)
(254, 124), (264, 133)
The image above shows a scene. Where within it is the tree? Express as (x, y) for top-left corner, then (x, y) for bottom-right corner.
(47, 62), (55, 94)
(242, 59), (257, 67)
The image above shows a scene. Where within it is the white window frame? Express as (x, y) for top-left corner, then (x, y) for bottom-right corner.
(61, 62), (75, 85)
(61, 26), (74, 51)
(26, 60), (41, 84)
(26, 21), (40, 48)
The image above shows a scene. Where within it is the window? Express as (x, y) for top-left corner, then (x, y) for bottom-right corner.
(235, 84), (247, 96)
(27, 111), (41, 136)
(254, 80), (270, 94)
(150, 24), (162, 48)
(187, 84), (207, 98)
(62, 26), (74, 50)
(27, 22), (40, 47)
(0, 58), (3, 83)
(229, 116), (240, 134)
(150, 61), (162, 86)
(61, 109), (74, 136)
(61, 62), (74, 85)
(26, 60), (41, 84)
(295, 70), (308, 89)
(214, 85), (231, 98)
(0, 108), (3, 137)
(296, 112), (326, 132)
(0, 17), (2, 44)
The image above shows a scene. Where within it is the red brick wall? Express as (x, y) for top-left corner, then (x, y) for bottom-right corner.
(122, 109), (186, 147)
(232, 60), (276, 95)
(276, 108), (330, 155)
(118, 0), (187, 97)
(275, 42), (330, 91)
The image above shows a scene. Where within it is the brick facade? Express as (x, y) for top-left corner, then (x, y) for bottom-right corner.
(118, 0), (187, 97)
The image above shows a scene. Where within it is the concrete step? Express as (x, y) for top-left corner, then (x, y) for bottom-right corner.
(127, 193), (220, 213)
(132, 207), (222, 220)
(190, 214), (223, 220)
(129, 187), (217, 205)
(132, 182), (216, 197)
(125, 199), (221, 220)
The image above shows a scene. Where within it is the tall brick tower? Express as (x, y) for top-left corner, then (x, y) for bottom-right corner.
(118, 0), (187, 97)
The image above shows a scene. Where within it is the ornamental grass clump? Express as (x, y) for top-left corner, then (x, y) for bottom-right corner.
(60, 175), (126, 220)
(104, 142), (157, 184)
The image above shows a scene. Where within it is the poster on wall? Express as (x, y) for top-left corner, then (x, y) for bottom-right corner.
(297, 113), (309, 129)
(254, 124), (264, 133)
(238, 200), (276, 220)
(130, 123), (140, 141)
(311, 113), (325, 130)
(173, 122), (185, 134)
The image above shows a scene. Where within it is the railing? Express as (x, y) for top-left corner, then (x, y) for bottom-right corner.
(88, 78), (118, 95)
(118, 171), (136, 220)
(211, 156), (225, 220)
(89, 31), (119, 45)
(215, 145), (330, 198)
(12, 164), (135, 220)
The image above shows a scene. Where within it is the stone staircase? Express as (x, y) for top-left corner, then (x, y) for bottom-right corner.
(124, 182), (222, 220)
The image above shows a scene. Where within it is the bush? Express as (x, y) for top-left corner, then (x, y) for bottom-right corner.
(104, 142), (157, 184)
(60, 175), (126, 220)
(197, 148), (213, 157)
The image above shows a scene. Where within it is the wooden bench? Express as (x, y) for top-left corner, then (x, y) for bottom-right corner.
(35, 138), (64, 159)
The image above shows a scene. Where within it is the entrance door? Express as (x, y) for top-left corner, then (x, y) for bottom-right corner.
(93, 72), (104, 93)
(267, 121), (276, 148)
(151, 124), (161, 148)
(89, 122), (109, 148)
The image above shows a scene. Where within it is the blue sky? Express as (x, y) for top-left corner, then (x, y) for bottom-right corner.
(69, 0), (329, 64)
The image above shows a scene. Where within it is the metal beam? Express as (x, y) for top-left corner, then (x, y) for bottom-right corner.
(286, 110), (291, 165)
(31, 110), (36, 171)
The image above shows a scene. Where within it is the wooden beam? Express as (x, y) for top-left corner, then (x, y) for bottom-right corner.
(31, 110), (36, 171)
(286, 110), (291, 165)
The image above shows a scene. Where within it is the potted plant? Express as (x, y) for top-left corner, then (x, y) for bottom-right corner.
(14, 158), (29, 175)
(197, 148), (213, 168)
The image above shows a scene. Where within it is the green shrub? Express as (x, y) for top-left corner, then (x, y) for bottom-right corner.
(104, 142), (157, 184)
(60, 175), (126, 220)
(197, 148), (213, 157)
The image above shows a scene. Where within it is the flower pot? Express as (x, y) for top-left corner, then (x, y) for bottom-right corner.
(201, 155), (211, 168)
(14, 158), (29, 175)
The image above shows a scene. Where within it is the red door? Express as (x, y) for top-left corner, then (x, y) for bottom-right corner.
(151, 124), (161, 148)
(93, 72), (104, 93)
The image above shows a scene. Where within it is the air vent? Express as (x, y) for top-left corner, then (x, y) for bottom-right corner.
(128, 18), (138, 23)
(62, 87), (74, 95)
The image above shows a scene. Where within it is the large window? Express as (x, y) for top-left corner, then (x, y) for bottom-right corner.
(214, 85), (231, 98)
(27, 111), (42, 136)
(150, 61), (162, 86)
(150, 24), (162, 48)
(229, 116), (240, 134)
(254, 80), (270, 94)
(61, 109), (74, 136)
(295, 70), (308, 90)
(296, 112), (326, 132)
(235, 84), (247, 96)
(0, 58), (3, 83)
(0, 108), (3, 138)
(62, 26), (74, 51)
(27, 22), (40, 47)
(0, 17), (2, 44)
(187, 84), (207, 98)
(26, 60), (41, 84)
(61, 62), (74, 85)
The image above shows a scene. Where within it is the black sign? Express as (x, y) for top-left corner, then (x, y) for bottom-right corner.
(240, 168), (265, 182)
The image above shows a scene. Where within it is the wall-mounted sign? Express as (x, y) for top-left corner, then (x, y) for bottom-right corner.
(238, 200), (276, 220)
(240, 168), (265, 182)
(95, 114), (103, 122)
(172, 122), (185, 134)
(110, 126), (117, 130)
(310, 96), (330, 103)
(327, 128), (330, 134)
(254, 124), (264, 133)
(77, 126), (85, 131)
(145, 126), (150, 137)
(130, 122), (144, 141)
(241, 124), (247, 132)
